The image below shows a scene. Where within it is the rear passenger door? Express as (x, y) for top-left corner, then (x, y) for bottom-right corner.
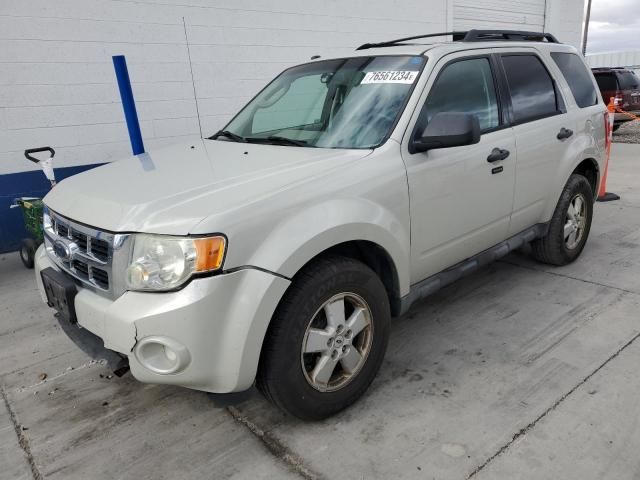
(498, 51), (576, 235)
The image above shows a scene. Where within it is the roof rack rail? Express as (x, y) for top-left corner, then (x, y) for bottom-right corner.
(355, 29), (559, 51)
(592, 66), (628, 70)
(356, 31), (468, 50)
(464, 29), (559, 43)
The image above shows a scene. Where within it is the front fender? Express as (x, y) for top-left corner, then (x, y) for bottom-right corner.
(241, 198), (410, 297)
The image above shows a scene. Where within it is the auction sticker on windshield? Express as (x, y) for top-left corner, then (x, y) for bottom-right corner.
(361, 70), (418, 84)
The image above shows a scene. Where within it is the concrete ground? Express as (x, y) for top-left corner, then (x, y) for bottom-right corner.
(1, 143), (639, 480)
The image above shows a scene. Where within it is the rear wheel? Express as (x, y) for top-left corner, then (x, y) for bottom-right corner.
(532, 174), (593, 266)
(257, 255), (390, 420)
(20, 238), (37, 269)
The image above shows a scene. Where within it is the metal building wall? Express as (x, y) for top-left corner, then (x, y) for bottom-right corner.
(587, 51), (640, 74)
(453, 0), (545, 32)
(453, 0), (585, 48)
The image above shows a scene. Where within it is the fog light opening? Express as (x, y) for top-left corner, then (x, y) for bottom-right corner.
(134, 336), (190, 375)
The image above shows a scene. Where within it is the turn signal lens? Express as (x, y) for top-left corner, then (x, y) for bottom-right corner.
(194, 236), (226, 272)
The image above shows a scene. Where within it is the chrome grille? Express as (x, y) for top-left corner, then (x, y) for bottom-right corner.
(53, 217), (109, 261)
(44, 208), (132, 299)
(91, 238), (110, 262)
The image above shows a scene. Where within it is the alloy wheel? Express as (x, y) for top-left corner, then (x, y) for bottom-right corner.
(300, 292), (374, 392)
(564, 193), (587, 250)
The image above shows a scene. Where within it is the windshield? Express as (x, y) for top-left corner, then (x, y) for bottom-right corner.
(215, 55), (425, 149)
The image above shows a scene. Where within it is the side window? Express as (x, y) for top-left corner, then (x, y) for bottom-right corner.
(501, 55), (560, 123)
(551, 53), (598, 108)
(419, 57), (500, 133)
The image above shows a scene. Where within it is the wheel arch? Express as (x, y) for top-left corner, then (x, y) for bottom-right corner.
(293, 239), (403, 316)
(571, 157), (600, 198)
(544, 155), (602, 221)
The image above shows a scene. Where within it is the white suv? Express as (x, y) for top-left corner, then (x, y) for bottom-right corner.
(35, 30), (607, 420)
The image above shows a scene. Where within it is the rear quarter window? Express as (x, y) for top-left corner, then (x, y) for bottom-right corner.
(551, 53), (598, 108)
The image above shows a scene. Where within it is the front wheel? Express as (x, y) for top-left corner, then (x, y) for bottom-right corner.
(257, 255), (390, 420)
(532, 174), (594, 266)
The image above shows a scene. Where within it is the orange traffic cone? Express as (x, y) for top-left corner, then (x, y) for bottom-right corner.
(597, 97), (620, 202)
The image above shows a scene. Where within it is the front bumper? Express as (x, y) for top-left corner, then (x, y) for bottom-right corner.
(35, 245), (291, 393)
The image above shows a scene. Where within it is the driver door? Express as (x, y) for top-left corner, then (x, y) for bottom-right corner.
(401, 52), (517, 283)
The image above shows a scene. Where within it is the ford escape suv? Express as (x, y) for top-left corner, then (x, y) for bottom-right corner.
(35, 30), (606, 420)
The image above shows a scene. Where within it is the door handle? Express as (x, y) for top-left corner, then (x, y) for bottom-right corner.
(557, 128), (574, 140)
(487, 148), (510, 163)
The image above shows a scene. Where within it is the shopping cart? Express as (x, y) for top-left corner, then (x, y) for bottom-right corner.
(11, 147), (56, 268)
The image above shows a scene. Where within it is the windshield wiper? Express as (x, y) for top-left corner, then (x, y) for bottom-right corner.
(209, 130), (247, 142)
(246, 136), (310, 147)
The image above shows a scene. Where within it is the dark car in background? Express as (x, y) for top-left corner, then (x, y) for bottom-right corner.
(592, 67), (640, 131)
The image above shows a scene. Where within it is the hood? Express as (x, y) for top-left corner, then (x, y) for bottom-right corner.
(44, 139), (371, 234)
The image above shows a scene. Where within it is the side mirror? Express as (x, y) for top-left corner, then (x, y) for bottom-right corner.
(410, 112), (481, 154)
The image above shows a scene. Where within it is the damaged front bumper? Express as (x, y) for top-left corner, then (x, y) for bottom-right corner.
(34, 245), (291, 394)
(55, 311), (130, 376)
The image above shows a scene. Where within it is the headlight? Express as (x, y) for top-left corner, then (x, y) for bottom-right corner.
(125, 234), (226, 291)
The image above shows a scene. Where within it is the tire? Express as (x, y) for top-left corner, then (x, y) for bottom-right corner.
(257, 255), (390, 420)
(20, 238), (37, 269)
(531, 174), (594, 266)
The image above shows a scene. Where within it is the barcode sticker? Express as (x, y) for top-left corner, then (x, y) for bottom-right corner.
(361, 71), (418, 84)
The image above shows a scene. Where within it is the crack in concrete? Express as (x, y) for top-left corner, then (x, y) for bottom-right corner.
(2, 351), (76, 378)
(500, 259), (640, 297)
(226, 406), (322, 480)
(1, 385), (43, 480)
(466, 330), (640, 479)
(11, 359), (98, 393)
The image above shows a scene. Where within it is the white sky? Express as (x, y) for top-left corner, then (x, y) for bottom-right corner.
(587, 0), (640, 53)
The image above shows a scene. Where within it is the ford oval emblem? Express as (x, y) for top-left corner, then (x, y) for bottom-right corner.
(53, 240), (71, 261)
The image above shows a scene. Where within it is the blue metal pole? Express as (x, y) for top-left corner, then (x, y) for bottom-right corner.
(112, 55), (145, 155)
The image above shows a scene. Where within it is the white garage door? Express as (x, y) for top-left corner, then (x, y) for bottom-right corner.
(453, 0), (546, 32)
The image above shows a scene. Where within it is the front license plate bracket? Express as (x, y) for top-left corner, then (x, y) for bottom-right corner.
(41, 267), (77, 323)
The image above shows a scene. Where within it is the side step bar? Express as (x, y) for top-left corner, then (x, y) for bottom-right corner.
(396, 223), (548, 316)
